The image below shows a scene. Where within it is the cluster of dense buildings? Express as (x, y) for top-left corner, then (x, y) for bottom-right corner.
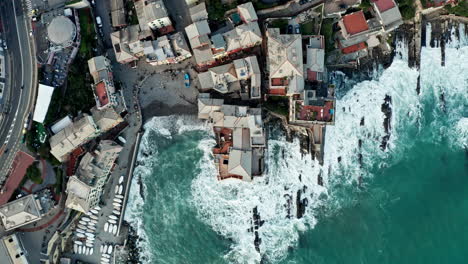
(40, 55), (126, 215)
(49, 56), (124, 163)
(111, 0), (192, 66)
(185, 2), (262, 68)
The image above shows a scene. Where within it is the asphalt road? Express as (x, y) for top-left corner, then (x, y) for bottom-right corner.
(0, 0), (35, 182)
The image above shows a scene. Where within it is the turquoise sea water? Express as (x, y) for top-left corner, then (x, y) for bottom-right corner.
(125, 25), (467, 263)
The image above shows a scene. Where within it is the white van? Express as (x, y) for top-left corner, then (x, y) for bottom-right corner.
(96, 16), (102, 28)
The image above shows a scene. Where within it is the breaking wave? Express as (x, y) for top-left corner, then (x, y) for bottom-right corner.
(126, 24), (467, 264)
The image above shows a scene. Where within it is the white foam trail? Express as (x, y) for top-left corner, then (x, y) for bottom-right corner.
(192, 136), (326, 264)
(420, 23), (468, 148)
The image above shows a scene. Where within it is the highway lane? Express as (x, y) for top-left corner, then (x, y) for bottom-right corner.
(0, 0), (35, 182)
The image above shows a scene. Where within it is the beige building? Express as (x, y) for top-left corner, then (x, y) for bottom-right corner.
(110, 0), (126, 27)
(49, 114), (99, 162)
(189, 2), (208, 23)
(87, 56), (112, 84)
(0, 195), (42, 231)
(0, 233), (29, 264)
(198, 56), (261, 99)
(237, 2), (258, 23)
(111, 25), (152, 64)
(90, 106), (124, 133)
(134, 0), (173, 32)
(65, 140), (122, 213)
(267, 28), (304, 96)
(198, 94), (265, 181)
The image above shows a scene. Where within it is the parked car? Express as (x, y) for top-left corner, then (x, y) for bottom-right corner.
(96, 16), (102, 28)
(287, 25), (293, 34)
(184, 73), (190, 87)
(294, 24), (300, 34)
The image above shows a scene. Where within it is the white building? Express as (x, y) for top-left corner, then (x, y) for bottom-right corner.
(0, 195), (42, 231)
(0, 233), (29, 264)
(134, 0), (173, 32)
(267, 28), (304, 96)
(49, 114), (99, 162)
(65, 140), (122, 213)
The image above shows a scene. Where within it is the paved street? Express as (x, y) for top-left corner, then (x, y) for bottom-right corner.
(0, 0), (36, 181)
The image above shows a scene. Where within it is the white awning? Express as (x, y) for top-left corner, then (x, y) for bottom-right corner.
(33, 84), (55, 123)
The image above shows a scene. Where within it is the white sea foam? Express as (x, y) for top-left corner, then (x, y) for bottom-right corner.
(124, 115), (210, 263)
(126, 24), (468, 264)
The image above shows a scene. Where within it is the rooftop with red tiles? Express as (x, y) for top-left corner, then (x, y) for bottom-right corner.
(342, 42), (367, 54)
(297, 101), (334, 122)
(372, 0), (396, 12)
(0, 152), (35, 206)
(342, 11), (369, 35)
(96, 81), (109, 107)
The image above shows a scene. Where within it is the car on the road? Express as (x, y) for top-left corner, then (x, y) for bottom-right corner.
(287, 25), (293, 34)
(294, 24), (300, 34)
(96, 16), (102, 28)
(184, 73), (190, 87)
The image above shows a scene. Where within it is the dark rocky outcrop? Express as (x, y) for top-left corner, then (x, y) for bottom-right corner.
(380, 95), (392, 151)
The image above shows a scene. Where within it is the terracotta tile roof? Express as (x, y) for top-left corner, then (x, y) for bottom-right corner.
(342, 42), (367, 54)
(372, 0), (396, 12)
(96, 81), (109, 107)
(342, 11), (369, 35)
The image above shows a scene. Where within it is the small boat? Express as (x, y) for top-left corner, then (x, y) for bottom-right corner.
(75, 241), (83, 246)
(86, 211), (92, 216)
(109, 215), (118, 220)
(73, 244), (78, 253)
(119, 175), (124, 184)
(100, 244), (104, 253)
(78, 246), (83, 255)
(103, 245), (108, 254)
(118, 185), (123, 195)
(88, 225), (97, 231)
(81, 217), (90, 222)
(113, 210), (121, 215)
(107, 245), (113, 254)
(102, 253), (110, 258)
(87, 221), (96, 226)
(77, 233), (85, 238)
(90, 219), (98, 224)
(77, 224), (87, 230)
(104, 222), (109, 232)
(115, 185), (119, 194)
(101, 259), (110, 263)
(112, 225), (118, 235)
(89, 248), (94, 255)
(85, 232), (94, 237)
(90, 215), (99, 220)
(78, 220), (87, 225)
(115, 194), (124, 199)
(112, 202), (121, 207)
(94, 205), (101, 211)
(113, 198), (122, 203)
(91, 209), (99, 215)
(108, 219), (117, 224)
(76, 229), (85, 234)
(86, 247), (91, 255)
(86, 243), (94, 248)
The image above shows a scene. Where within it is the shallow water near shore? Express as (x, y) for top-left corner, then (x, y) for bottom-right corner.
(125, 24), (468, 264)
